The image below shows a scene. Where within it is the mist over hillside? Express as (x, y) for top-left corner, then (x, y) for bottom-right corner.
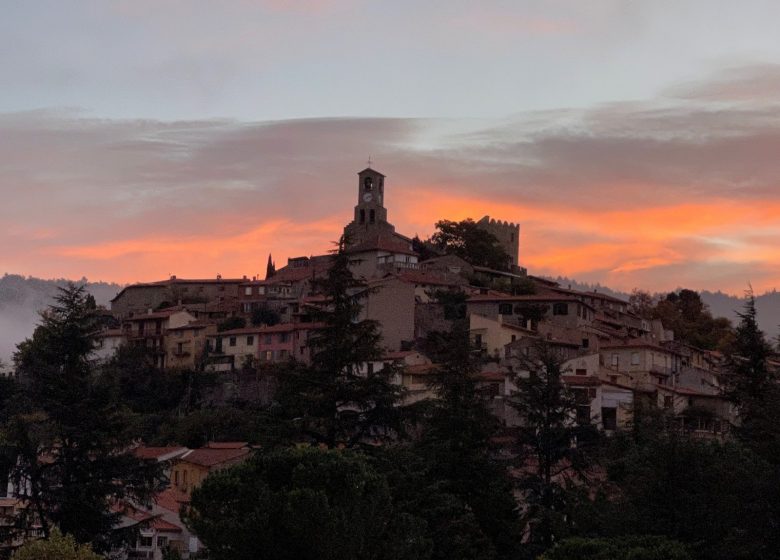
(550, 276), (780, 341)
(0, 274), (121, 366)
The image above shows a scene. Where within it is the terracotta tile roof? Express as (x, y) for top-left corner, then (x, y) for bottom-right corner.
(383, 350), (418, 360)
(134, 446), (189, 461)
(166, 320), (215, 331)
(673, 386), (722, 397)
(180, 447), (251, 468)
(395, 270), (462, 286)
(211, 322), (325, 337)
(115, 503), (183, 533)
(112, 278), (246, 302)
(601, 338), (679, 353)
(562, 375), (602, 386)
(205, 441), (248, 449)
(126, 309), (192, 321)
(468, 293), (590, 306)
(347, 234), (417, 256)
(155, 488), (190, 514)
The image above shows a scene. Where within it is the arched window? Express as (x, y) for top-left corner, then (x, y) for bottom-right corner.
(360, 209), (366, 224)
(369, 209), (376, 224)
(364, 177), (373, 191)
(379, 177), (384, 193)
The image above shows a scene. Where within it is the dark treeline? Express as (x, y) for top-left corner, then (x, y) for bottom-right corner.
(2, 239), (780, 559)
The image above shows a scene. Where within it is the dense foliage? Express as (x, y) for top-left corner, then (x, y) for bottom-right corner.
(428, 218), (512, 271)
(2, 285), (163, 552)
(11, 529), (102, 560)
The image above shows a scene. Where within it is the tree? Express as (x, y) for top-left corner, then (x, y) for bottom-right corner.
(628, 289), (655, 320)
(185, 447), (431, 560)
(509, 339), (598, 552)
(416, 290), (521, 559)
(5, 284), (163, 551)
(651, 289), (733, 350)
(540, 536), (691, 560)
(722, 291), (780, 462)
(429, 219), (511, 271)
(12, 529), (102, 560)
(274, 237), (404, 447)
(217, 316), (246, 332)
(250, 304), (281, 327)
(605, 436), (780, 560)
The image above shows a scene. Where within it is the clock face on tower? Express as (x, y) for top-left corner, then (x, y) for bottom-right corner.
(363, 193), (373, 202)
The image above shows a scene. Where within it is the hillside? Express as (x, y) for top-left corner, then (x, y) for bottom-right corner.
(0, 274), (121, 365)
(550, 276), (780, 341)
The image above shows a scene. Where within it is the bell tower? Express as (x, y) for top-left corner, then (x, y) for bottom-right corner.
(354, 167), (388, 226)
(344, 165), (398, 248)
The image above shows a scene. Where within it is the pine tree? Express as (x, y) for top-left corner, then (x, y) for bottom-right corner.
(416, 290), (521, 559)
(274, 237), (404, 447)
(723, 290), (780, 462)
(5, 284), (163, 551)
(509, 339), (598, 551)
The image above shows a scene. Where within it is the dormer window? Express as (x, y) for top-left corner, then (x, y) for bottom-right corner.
(364, 177), (373, 191)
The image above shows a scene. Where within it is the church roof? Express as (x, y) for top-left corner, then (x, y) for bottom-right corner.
(346, 233), (417, 256)
(358, 167), (385, 177)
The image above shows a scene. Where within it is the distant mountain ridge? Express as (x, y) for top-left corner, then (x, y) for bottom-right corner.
(0, 274), (122, 365)
(547, 276), (780, 341)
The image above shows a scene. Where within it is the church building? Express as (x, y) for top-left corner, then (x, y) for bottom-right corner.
(342, 166), (419, 279)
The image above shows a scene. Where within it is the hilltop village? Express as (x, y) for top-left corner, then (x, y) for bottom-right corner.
(106, 166), (731, 436)
(3, 167), (759, 560)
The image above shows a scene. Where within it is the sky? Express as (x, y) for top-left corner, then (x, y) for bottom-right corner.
(2, 0), (780, 294)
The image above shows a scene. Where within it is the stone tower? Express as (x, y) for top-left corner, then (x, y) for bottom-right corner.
(477, 215), (521, 269)
(344, 167), (397, 247)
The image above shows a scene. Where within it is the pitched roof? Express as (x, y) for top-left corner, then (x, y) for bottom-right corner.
(179, 447), (251, 467)
(134, 446), (189, 461)
(155, 488), (190, 514)
(347, 234), (417, 256)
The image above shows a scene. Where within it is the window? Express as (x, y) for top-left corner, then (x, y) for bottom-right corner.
(278, 349), (288, 359)
(157, 536), (169, 548)
(177, 342), (184, 354)
(609, 375), (618, 384)
(369, 209), (376, 223)
(498, 303), (513, 315)
(174, 471), (179, 485)
(552, 303), (568, 315)
(631, 352), (640, 365)
(474, 334), (483, 348)
(229, 337), (237, 347)
(581, 338), (589, 349)
(611, 354), (619, 367)
(511, 335), (516, 342)
(602, 407), (617, 430)
(280, 332), (289, 343)
(364, 176), (373, 191)
(360, 209), (365, 224)
(575, 368), (587, 376)
(663, 396), (673, 409)
(245, 287), (253, 296)
(367, 362), (374, 375)
(139, 536), (153, 548)
(264, 334), (273, 344)
(246, 336), (254, 346)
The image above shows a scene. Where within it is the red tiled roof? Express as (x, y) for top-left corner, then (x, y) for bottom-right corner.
(395, 270), (462, 286)
(212, 322), (326, 337)
(166, 320), (215, 331)
(180, 447), (251, 468)
(134, 446), (188, 461)
(562, 375), (601, 386)
(205, 441), (248, 449)
(126, 309), (192, 321)
(673, 386), (722, 398)
(347, 234), (417, 256)
(601, 339), (679, 353)
(155, 488), (190, 514)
